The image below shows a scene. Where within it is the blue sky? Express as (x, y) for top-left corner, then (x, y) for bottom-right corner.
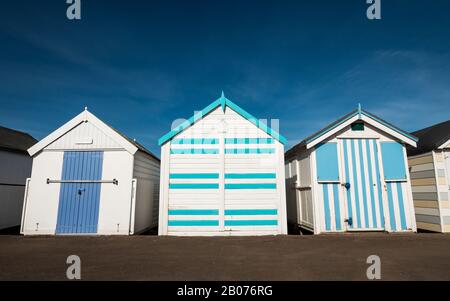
(0, 0), (449, 155)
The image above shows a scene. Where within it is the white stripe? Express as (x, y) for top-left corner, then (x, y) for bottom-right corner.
(391, 183), (401, 231)
(354, 140), (366, 228)
(369, 140), (382, 228)
(169, 179), (219, 184)
(170, 144), (219, 149)
(361, 139), (374, 228)
(224, 215), (278, 220)
(169, 216), (219, 221)
(347, 140), (358, 228)
(328, 184), (335, 231)
(401, 183), (410, 229)
(318, 183), (326, 232)
(224, 179), (277, 184)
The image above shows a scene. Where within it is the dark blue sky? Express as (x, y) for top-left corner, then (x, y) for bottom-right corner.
(1, 0), (449, 155)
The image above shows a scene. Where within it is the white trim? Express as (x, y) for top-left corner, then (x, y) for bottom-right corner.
(219, 131), (225, 232)
(361, 115), (417, 147)
(438, 138), (450, 149)
(310, 150), (320, 234)
(376, 139), (391, 232)
(337, 139), (349, 230)
(158, 143), (171, 235)
(306, 114), (417, 149)
(128, 178), (137, 235)
(277, 143), (288, 234)
(431, 150), (444, 232)
(28, 110), (139, 156)
(20, 178), (31, 235)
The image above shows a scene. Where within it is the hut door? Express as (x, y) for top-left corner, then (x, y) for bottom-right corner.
(56, 151), (103, 234)
(223, 138), (280, 233)
(340, 139), (385, 231)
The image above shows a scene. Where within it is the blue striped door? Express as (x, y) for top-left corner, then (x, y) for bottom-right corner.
(56, 151), (103, 234)
(341, 139), (385, 230)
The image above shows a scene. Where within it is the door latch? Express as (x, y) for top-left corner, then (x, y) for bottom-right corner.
(341, 182), (351, 189)
(345, 217), (353, 226)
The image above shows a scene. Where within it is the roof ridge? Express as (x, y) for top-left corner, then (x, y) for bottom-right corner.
(158, 93), (287, 146)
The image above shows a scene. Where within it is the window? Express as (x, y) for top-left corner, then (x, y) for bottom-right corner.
(351, 122), (364, 131)
(316, 143), (339, 182)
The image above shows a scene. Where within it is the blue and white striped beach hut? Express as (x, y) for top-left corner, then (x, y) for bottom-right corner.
(158, 93), (288, 236)
(285, 106), (418, 234)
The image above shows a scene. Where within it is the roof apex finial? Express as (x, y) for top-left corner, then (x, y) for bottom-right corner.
(358, 103), (362, 118)
(220, 91), (226, 112)
(84, 106), (88, 111)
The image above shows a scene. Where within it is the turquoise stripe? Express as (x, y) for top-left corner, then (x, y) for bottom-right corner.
(372, 141), (385, 227)
(386, 182), (397, 231)
(171, 138), (219, 144)
(323, 184), (331, 231)
(170, 173), (219, 179)
(365, 139), (378, 228)
(168, 220), (219, 226)
(225, 220), (278, 226)
(224, 138), (274, 144)
(333, 184), (342, 231)
(171, 149), (219, 154)
(169, 183), (219, 189)
(343, 140), (353, 228)
(225, 148), (275, 154)
(396, 182), (407, 230)
(351, 140), (362, 228)
(225, 183), (276, 189)
(358, 139), (369, 228)
(168, 209), (219, 215)
(225, 173), (276, 179)
(225, 209), (278, 215)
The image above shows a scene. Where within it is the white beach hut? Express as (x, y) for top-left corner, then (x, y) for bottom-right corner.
(158, 93), (288, 236)
(21, 109), (160, 235)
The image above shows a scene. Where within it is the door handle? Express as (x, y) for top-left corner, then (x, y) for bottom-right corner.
(341, 182), (351, 189)
(78, 188), (85, 195)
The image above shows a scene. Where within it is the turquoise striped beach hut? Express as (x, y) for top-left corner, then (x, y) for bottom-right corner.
(158, 93), (288, 236)
(285, 106), (418, 234)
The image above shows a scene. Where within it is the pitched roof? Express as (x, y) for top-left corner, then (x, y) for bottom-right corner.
(28, 109), (159, 161)
(407, 120), (450, 156)
(286, 106), (418, 158)
(158, 92), (287, 146)
(0, 126), (37, 154)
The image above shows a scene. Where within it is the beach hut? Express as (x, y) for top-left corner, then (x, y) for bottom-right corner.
(21, 108), (160, 235)
(407, 120), (450, 232)
(158, 92), (288, 236)
(0, 126), (36, 231)
(285, 106), (418, 234)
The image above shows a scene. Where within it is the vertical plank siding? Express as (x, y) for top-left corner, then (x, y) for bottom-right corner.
(56, 151), (103, 234)
(286, 122), (416, 234)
